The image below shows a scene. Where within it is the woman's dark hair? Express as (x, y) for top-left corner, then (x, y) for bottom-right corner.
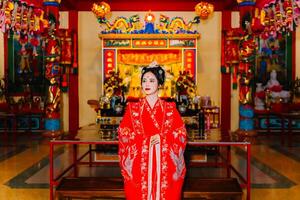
(141, 65), (165, 86)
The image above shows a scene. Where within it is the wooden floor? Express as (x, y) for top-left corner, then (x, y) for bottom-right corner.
(0, 129), (300, 200)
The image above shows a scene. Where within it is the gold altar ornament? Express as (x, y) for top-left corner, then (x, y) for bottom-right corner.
(43, 0), (61, 3)
(236, 0), (256, 4)
(145, 11), (155, 23)
(92, 1), (111, 19)
(195, 2), (214, 20)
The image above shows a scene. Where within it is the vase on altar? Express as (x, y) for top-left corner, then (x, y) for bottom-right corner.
(254, 83), (265, 110)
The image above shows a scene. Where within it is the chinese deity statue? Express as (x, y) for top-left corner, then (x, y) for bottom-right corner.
(265, 70), (290, 103)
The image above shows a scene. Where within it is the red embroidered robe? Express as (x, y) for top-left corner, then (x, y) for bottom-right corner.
(118, 98), (187, 200)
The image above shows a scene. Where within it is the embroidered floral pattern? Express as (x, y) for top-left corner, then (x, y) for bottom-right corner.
(120, 145), (138, 180)
(119, 100), (186, 200)
(141, 138), (149, 200)
(172, 126), (187, 141)
(130, 102), (143, 135)
(170, 147), (185, 181)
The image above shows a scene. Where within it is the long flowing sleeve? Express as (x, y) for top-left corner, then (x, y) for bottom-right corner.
(118, 102), (143, 200)
(118, 103), (136, 181)
(171, 102), (187, 147)
(165, 102), (187, 200)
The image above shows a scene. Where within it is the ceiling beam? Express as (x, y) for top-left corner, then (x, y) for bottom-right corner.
(61, 0), (234, 11)
(60, 0), (77, 10)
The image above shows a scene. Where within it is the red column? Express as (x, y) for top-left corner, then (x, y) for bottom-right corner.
(43, 0), (60, 29)
(68, 10), (79, 134)
(221, 11), (232, 135)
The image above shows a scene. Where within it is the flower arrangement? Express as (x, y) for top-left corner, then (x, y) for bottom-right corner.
(104, 71), (126, 98)
(175, 71), (195, 96)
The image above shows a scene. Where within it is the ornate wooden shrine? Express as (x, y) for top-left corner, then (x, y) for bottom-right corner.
(99, 33), (200, 99)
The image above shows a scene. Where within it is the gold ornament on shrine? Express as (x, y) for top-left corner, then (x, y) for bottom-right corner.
(236, 0), (256, 4)
(145, 11), (155, 23)
(92, 1), (111, 19)
(43, 0), (61, 3)
(195, 2), (214, 20)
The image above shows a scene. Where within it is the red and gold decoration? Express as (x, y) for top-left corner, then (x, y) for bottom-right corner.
(236, 0), (257, 107)
(158, 14), (200, 34)
(99, 33), (199, 99)
(133, 39), (167, 48)
(94, 4), (201, 113)
(117, 49), (181, 66)
(92, 1), (111, 19)
(1, 1), (78, 131)
(184, 49), (196, 78)
(221, 0), (259, 131)
(60, 30), (72, 65)
(176, 71), (196, 96)
(145, 11), (155, 23)
(0, 0), (48, 34)
(104, 49), (116, 78)
(234, 0), (300, 39)
(223, 30), (242, 88)
(43, 0), (62, 131)
(195, 1), (214, 20)
(59, 29), (74, 92)
(126, 50), (178, 63)
(103, 71), (124, 98)
(237, 0), (256, 34)
(260, 0), (300, 38)
(92, 5), (200, 34)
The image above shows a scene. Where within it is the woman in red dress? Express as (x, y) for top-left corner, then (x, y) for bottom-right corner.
(118, 63), (187, 200)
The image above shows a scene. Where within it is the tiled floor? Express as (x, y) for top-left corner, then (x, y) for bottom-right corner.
(0, 130), (300, 200)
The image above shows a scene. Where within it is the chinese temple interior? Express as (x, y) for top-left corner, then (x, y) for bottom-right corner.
(1, 0), (300, 199)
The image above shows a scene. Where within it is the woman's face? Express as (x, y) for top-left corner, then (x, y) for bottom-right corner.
(142, 72), (159, 96)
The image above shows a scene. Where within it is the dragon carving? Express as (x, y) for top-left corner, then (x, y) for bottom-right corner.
(101, 15), (142, 33)
(158, 15), (200, 33)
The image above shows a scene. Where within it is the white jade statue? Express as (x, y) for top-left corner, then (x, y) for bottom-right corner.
(266, 70), (280, 89)
(265, 70), (290, 103)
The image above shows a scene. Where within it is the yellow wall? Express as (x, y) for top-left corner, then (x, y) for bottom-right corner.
(77, 11), (222, 127)
(78, 11), (103, 127)
(196, 12), (222, 107)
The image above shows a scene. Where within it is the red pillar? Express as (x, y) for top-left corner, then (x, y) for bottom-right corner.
(68, 10), (79, 133)
(221, 11), (232, 134)
(43, 0), (60, 30)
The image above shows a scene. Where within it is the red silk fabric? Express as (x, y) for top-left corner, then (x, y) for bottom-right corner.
(118, 98), (187, 200)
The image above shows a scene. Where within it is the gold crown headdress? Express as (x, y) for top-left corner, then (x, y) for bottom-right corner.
(141, 61), (164, 75)
(148, 61), (159, 68)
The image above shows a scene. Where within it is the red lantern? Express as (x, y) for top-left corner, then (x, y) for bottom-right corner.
(92, 1), (111, 19)
(195, 2), (214, 20)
